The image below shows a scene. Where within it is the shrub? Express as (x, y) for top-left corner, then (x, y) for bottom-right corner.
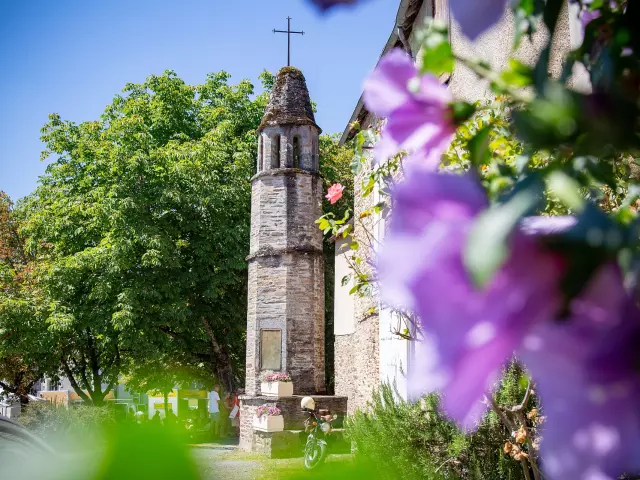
(346, 365), (530, 480)
(19, 401), (116, 441)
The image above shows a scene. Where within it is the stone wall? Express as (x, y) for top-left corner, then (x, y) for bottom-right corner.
(333, 237), (355, 336)
(447, 1), (588, 100)
(259, 126), (319, 172)
(245, 169), (325, 396)
(334, 150), (380, 414)
(248, 169), (324, 256)
(240, 395), (347, 430)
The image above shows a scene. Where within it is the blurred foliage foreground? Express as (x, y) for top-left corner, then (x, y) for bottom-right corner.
(5, 369), (529, 480)
(3, 419), (367, 480)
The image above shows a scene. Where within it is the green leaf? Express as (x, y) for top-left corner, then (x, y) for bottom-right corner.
(451, 102), (476, 125)
(500, 59), (534, 88)
(464, 185), (542, 287)
(316, 218), (330, 231)
(421, 41), (454, 77)
(546, 170), (585, 212)
(512, 0), (543, 48)
(351, 152), (363, 175)
(468, 127), (491, 167)
(531, 0), (563, 91)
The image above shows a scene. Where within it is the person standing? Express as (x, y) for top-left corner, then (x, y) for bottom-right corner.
(220, 392), (231, 437)
(151, 410), (161, 426)
(229, 390), (241, 437)
(208, 384), (221, 439)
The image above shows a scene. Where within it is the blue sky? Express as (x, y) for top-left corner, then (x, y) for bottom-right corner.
(0, 0), (398, 200)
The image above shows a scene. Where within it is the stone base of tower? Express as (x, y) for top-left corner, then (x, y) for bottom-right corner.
(239, 394), (348, 458)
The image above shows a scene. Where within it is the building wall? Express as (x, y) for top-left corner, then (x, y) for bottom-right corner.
(334, 150), (380, 414)
(333, 237), (355, 336)
(374, 177), (413, 400)
(148, 393), (178, 419)
(445, 1), (589, 99)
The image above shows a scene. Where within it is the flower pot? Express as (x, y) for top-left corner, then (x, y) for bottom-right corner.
(253, 414), (284, 432)
(260, 381), (293, 397)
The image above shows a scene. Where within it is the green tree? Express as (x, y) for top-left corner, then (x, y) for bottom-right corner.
(0, 192), (57, 403)
(17, 70), (268, 402)
(15, 69), (351, 403)
(124, 349), (207, 415)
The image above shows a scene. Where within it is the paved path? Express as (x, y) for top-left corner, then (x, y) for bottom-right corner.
(191, 439), (355, 479)
(191, 440), (263, 480)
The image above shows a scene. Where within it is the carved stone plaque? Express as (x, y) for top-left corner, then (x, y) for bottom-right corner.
(260, 329), (282, 371)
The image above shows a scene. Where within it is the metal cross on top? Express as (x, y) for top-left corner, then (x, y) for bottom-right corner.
(273, 17), (304, 67)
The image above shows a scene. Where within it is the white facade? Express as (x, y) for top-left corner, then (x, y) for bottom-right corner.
(333, 237), (355, 336)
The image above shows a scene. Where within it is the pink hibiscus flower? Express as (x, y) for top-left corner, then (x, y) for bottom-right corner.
(363, 49), (456, 170)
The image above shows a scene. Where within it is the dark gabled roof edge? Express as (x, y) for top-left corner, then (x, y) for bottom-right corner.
(339, 0), (428, 145)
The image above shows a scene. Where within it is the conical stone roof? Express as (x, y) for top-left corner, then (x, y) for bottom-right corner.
(258, 67), (321, 133)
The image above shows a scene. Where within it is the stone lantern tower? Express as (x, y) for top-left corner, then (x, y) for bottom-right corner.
(245, 66), (325, 397)
(239, 67), (347, 457)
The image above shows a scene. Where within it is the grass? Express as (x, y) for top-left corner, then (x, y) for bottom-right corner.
(202, 449), (365, 480)
(257, 454), (360, 479)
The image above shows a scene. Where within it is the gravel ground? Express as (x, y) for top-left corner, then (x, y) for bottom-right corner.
(191, 444), (356, 480)
(193, 447), (263, 480)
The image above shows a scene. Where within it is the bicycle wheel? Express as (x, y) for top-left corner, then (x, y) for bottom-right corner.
(303, 438), (327, 469)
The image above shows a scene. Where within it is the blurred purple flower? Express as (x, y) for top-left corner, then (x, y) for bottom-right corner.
(450, 0), (508, 40)
(580, 7), (601, 38)
(581, 8), (601, 28)
(378, 171), (565, 429)
(308, 0), (361, 11)
(521, 264), (640, 480)
(363, 49), (455, 170)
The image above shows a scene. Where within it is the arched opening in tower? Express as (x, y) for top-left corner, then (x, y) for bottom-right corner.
(312, 136), (317, 172)
(292, 135), (301, 169)
(271, 134), (281, 169)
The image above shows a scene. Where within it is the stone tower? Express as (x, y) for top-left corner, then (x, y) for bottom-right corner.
(244, 67), (325, 396)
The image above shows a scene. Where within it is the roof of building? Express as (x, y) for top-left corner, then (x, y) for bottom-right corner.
(259, 67), (322, 133)
(339, 0), (427, 145)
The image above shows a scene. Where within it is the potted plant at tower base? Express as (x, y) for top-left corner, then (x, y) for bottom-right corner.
(260, 371), (293, 397)
(253, 405), (284, 432)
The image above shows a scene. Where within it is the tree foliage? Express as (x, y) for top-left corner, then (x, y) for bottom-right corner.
(6, 69), (353, 403)
(0, 191), (57, 403)
(13, 70), (271, 401)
